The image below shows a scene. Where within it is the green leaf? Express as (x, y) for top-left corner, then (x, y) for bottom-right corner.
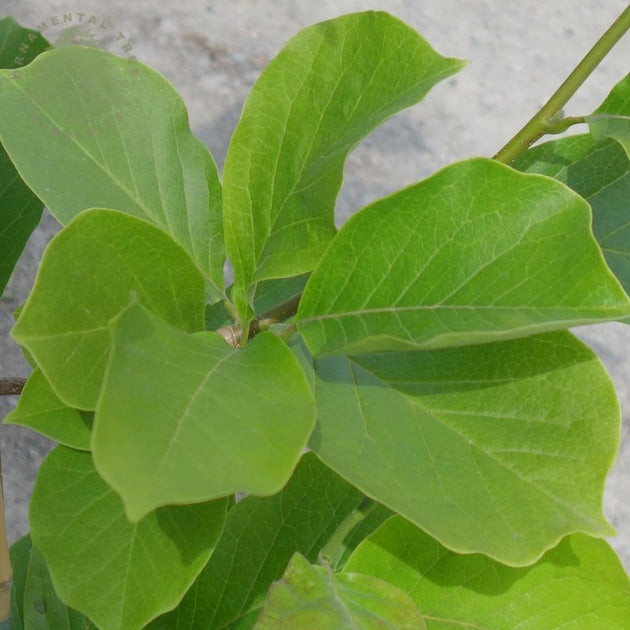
(514, 135), (630, 301)
(9, 535), (32, 630)
(12, 209), (205, 409)
(594, 71), (630, 117)
(223, 10), (466, 324)
(0, 17), (51, 294)
(308, 331), (619, 566)
(346, 516), (630, 630)
(30, 446), (228, 630)
(335, 503), (393, 571)
(24, 544), (95, 630)
(588, 114), (630, 157)
(149, 452), (365, 630)
(253, 552), (426, 630)
(0, 16), (50, 68)
(297, 158), (630, 356)
(4, 368), (92, 449)
(0, 46), (224, 297)
(93, 302), (316, 521)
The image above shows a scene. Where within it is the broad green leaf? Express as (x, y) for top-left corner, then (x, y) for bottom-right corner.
(346, 516), (630, 630)
(253, 552), (426, 630)
(24, 544), (95, 629)
(297, 158), (630, 356)
(0, 46), (224, 297)
(150, 452), (365, 630)
(309, 331), (619, 565)
(93, 302), (316, 521)
(0, 17), (50, 294)
(4, 368), (91, 450)
(223, 10), (466, 324)
(12, 209), (205, 409)
(514, 135), (630, 300)
(30, 446), (228, 630)
(9, 535), (32, 630)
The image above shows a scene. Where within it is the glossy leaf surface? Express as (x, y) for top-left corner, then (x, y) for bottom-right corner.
(253, 553), (426, 630)
(150, 453), (364, 630)
(223, 10), (465, 323)
(4, 368), (91, 450)
(30, 447), (228, 630)
(0, 46), (224, 296)
(94, 302), (316, 521)
(12, 209), (205, 409)
(309, 331), (619, 565)
(346, 516), (630, 630)
(297, 158), (630, 356)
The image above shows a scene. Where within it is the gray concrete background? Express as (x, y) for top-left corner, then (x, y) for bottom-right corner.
(1, 0), (629, 572)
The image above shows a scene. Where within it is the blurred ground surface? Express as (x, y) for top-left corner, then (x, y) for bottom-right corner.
(1, 0), (629, 571)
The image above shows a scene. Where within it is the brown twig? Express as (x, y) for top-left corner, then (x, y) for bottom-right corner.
(0, 377), (26, 396)
(217, 293), (302, 348)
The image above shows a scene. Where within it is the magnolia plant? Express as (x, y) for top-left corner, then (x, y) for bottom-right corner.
(0, 7), (630, 630)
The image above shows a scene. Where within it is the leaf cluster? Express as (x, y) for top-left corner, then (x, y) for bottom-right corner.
(1, 10), (629, 630)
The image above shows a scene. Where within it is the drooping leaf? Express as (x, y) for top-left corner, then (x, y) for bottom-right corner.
(149, 453), (366, 630)
(9, 535), (32, 630)
(346, 516), (630, 630)
(12, 209), (205, 409)
(0, 17), (51, 294)
(24, 544), (96, 630)
(93, 302), (316, 521)
(253, 552), (426, 630)
(223, 10), (466, 325)
(515, 135), (630, 301)
(297, 158), (630, 356)
(30, 447), (228, 630)
(4, 368), (92, 450)
(0, 46), (224, 297)
(308, 331), (619, 566)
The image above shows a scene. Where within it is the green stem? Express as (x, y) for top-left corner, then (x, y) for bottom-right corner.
(494, 6), (630, 164)
(318, 497), (377, 569)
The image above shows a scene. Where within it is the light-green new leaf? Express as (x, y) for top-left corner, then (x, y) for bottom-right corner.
(12, 209), (205, 409)
(93, 302), (316, 521)
(3, 367), (92, 450)
(223, 10), (466, 325)
(30, 447), (228, 630)
(346, 516), (630, 630)
(0, 46), (225, 297)
(297, 158), (630, 356)
(149, 453), (364, 630)
(309, 331), (619, 566)
(253, 553), (426, 630)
